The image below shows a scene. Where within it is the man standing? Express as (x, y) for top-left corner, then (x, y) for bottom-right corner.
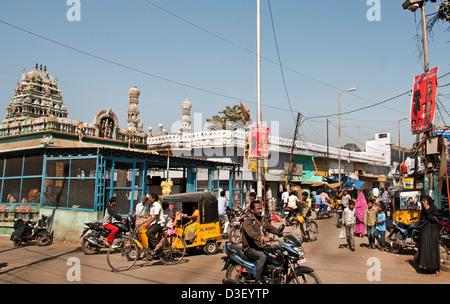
(342, 200), (356, 251)
(241, 200), (283, 284)
(281, 189), (289, 216)
(218, 190), (229, 237)
(143, 193), (166, 255)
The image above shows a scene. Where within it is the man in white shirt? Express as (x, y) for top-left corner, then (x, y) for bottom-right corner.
(218, 190), (229, 236)
(281, 190), (289, 216)
(287, 191), (299, 211)
(143, 193), (166, 254)
(135, 196), (150, 218)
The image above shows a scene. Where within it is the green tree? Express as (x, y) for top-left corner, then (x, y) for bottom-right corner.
(206, 104), (251, 130)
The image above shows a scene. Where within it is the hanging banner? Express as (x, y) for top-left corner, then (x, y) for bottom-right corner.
(249, 127), (269, 159)
(410, 67), (439, 134)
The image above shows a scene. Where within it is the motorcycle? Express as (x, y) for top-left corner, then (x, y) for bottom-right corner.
(388, 219), (420, 254)
(10, 214), (53, 247)
(221, 225), (322, 284)
(80, 215), (135, 255)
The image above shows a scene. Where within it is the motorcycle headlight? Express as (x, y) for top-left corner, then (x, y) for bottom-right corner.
(293, 246), (305, 257)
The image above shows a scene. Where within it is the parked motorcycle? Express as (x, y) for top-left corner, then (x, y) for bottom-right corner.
(221, 225), (322, 284)
(388, 219), (420, 254)
(80, 216), (135, 255)
(10, 214), (53, 247)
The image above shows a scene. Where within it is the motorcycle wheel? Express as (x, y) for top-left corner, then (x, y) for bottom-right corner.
(288, 271), (322, 284)
(81, 232), (101, 255)
(36, 233), (52, 246)
(12, 236), (22, 247)
(229, 227), (241, 244)
(390, 231), (404, 254)
(225, 263), (248, 283)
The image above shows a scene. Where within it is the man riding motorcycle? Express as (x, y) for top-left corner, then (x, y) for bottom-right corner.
(241, 200), (284, 284)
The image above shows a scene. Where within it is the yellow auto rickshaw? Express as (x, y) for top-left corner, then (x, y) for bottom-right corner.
(160, 191), (221, 255)
(392, 188), (424, 225)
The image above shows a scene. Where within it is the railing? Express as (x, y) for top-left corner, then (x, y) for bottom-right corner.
(0, 116), (148, 145)
(147, 130), (388, 165)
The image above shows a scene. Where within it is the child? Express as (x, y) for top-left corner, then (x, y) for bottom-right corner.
(364, 199), (377, 249)
(342, 200), (356, 251)
(374, 205), (387, 250)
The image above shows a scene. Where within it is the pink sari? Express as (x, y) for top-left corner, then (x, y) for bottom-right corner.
(355, 193), (367, 235)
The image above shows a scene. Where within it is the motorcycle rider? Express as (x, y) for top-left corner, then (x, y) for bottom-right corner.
(102, 197), (123, 247)
(241, 200), (284, 284)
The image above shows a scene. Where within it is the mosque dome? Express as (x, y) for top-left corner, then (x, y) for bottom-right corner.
(128, 85), (140, 97)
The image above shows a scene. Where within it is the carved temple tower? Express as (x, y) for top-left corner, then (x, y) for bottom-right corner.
(180, 95), (192, 133)
(3, 64), (68, 123)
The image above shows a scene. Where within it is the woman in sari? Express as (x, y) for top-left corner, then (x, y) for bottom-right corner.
(355, 193), (368, 237)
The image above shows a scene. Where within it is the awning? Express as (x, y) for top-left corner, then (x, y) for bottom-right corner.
(326, 177), (365, 189)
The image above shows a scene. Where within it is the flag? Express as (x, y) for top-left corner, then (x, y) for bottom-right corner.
(240, 102), (250, 125)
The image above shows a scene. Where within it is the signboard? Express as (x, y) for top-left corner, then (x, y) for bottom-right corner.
(249, 127), (269, 159)
(410, 67), (438, 134)
(244, 135), (267, 173)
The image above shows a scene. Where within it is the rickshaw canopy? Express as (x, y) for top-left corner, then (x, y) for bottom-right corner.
(160, 191), (219, 224)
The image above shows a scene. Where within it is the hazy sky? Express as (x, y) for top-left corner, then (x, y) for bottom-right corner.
(0, 0), (449, 151)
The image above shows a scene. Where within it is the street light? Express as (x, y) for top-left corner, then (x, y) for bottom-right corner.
(338, 87), (356, 182)
(402, 0), (430, 72)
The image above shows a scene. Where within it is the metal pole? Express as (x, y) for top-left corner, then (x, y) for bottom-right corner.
(421, 2), (429, 72)
(338, 91), (341, 182)
(256, 0), (263, 200)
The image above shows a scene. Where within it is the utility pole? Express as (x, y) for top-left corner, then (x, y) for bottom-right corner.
(326, 118), (329, 177)
(256, 0), (263, 200)
(286, 113), (302, 187)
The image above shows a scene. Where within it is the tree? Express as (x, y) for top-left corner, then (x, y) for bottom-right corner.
(341, 143), (362, 152)
(206, 104), (252, 131)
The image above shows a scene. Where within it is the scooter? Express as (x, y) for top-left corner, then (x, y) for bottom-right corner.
(388, 219), (420, 254)
(10, 214), (53, 247)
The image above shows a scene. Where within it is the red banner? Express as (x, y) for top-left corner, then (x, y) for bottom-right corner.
(410, 67), (438, 134)
(249, 127), (269, 159)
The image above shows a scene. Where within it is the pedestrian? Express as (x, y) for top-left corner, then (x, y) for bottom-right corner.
(218, 190), (230, 237)
(135, 196), (150, 218)
(355, 193), (367, 237)
(287, 191), (299, 213)
(380, 188), (390, 217)
(281, 189), (289, 216)
(340, 189), (352, 209)
(364, 199), (377, 248)
(417, 195), (441, 276)
(372, 187), (380, 200)
(342, 200), (356, 251)
(374, 204), (387, 250)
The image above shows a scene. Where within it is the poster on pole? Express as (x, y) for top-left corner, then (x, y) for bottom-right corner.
(410, 67), (438, 134)
(249, 127), (269, 159)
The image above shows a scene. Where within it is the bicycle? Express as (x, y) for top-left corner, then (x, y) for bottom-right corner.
(290, 214), (318, 243)
(107, 224), (187, 272)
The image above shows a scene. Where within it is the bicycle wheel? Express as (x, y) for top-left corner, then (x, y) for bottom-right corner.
(107, 237), (140, 271)
(159, 234), (186, 265)
(307, 221), (319, 241)
(291, 224), (303, 244)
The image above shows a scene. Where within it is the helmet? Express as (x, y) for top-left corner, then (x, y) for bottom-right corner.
(296, 215), (305, 224)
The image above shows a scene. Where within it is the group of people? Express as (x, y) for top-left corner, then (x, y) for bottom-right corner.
(340, 190), (388, 252)
(102, 193), (199, 257)
(340, 189), (441, 276)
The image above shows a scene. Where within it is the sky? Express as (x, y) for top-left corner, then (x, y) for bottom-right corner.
(0, 0), (449, 151)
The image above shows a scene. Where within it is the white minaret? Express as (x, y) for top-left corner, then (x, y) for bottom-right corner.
(127, 85), (143, 132)
(180, 95), (192, 133)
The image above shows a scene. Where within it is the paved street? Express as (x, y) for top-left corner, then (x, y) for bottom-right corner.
(0, 216), (449, 284)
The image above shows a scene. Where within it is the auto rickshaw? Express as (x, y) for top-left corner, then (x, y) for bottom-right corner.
(392, 188), (424, 225)
(160, 191), (221, 255)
